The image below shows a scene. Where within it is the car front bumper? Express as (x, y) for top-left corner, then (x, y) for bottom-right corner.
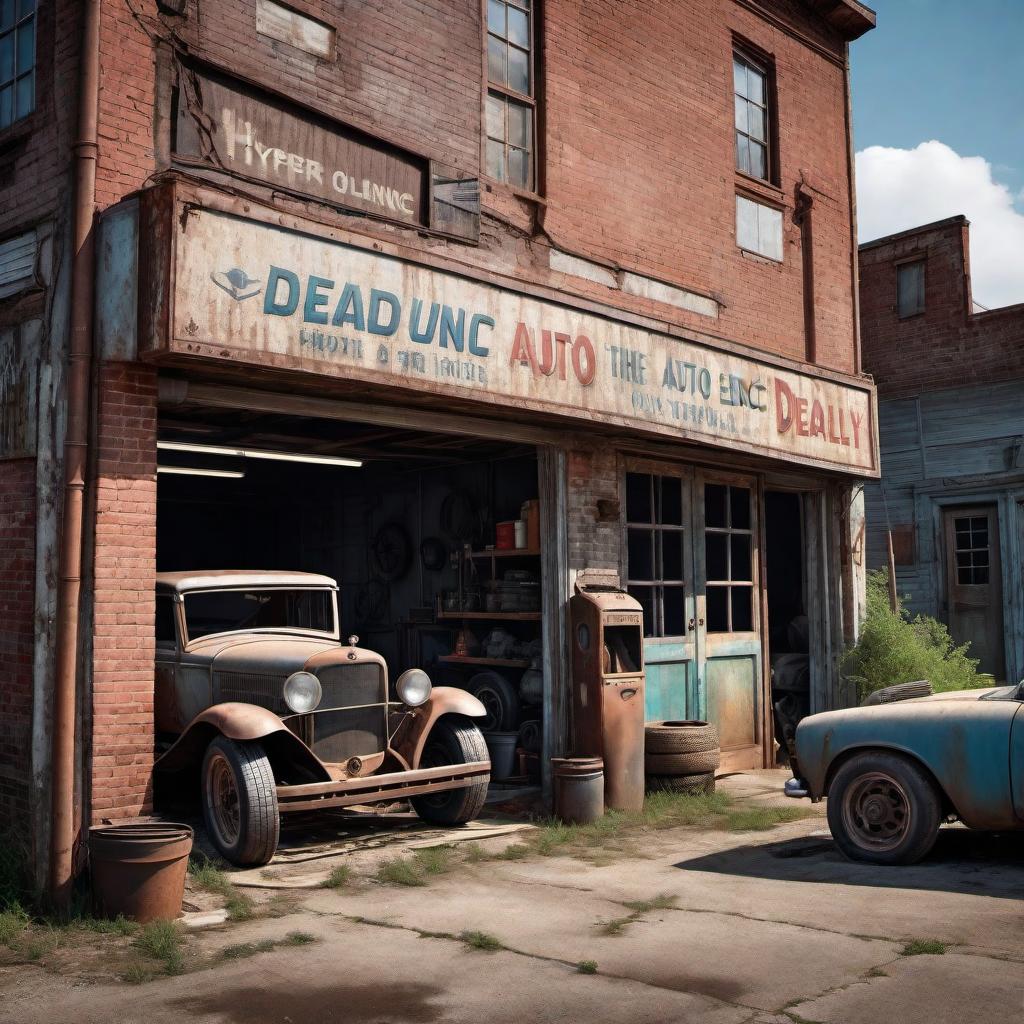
(276, 760), (491, 813)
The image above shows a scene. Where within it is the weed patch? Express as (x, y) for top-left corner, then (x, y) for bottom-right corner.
(598, 916), (632, 937)
(902, 939), (947, 957)
(322, 865), (352, 889)
(621, 894), (677, 914)
(189, 855), (254, 920)
(283, 930), (316, 946)
(0, 905), (29, 946)
(460, 930), (503, 952)
(414, 846), (456, 876)
(221, 939), (276, 960)
(377, 856), (427, 887)
(577, 959), (598, 974)
(724, 806), (812, 831)
(133, 920), (185, 976)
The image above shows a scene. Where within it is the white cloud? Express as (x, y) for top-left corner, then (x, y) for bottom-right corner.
(855, 141), (1024, 309)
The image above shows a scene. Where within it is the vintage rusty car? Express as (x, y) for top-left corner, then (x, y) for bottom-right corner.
(784, 681), (1024, 864)
(153, 571), (490, 865)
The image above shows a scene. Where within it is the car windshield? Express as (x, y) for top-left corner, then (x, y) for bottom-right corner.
(183, 588), (336, 641)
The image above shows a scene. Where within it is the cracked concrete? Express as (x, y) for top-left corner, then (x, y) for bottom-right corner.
(3, 770), (1022, 1023)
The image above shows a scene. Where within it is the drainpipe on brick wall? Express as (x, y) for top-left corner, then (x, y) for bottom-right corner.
(49, 0), (100, 912)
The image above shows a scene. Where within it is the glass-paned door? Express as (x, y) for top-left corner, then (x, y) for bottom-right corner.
(624, 470), (697, 721)
(697, 475), (764, 769)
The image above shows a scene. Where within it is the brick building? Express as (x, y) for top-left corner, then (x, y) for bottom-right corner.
(860, 215), (1024, 683)
(0, 0), (875, 890)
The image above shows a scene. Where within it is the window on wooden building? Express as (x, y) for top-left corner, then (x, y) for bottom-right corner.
(0, 0), (35, 131)
(733, 50), (771, 182)
(897, 259), (926, 318)
(485, 0), (537, 191)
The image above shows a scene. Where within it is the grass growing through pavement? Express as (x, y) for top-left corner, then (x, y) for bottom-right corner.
(377, 856), (427, 887)
(376, 846), (459, 887)
(460, 930), (504, 952)
(126, 920), (185, 980)
(902, 939), (947, 956)
(723, 806), (812, 831)
(577, 960), (598, 974)
(322, 865), (353, 889)
(188, 855), (255, 921)
(598, 893), (678, 937)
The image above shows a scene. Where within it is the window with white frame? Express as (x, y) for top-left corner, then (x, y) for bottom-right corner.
(0, 0), (35, 131)
(485, 0), (537, 191)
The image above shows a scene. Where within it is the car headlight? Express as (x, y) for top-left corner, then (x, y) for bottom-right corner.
(283, 671), (322, 714)
(396, 668), (432, 707)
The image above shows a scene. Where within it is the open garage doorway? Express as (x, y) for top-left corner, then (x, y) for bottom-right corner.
(155, 393), (550, 799)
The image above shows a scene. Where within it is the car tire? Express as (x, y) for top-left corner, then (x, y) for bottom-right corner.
(201, 736), (280, 867)
(411, 715), (490, 827)
(464, 671), (519, 732)
(645, 720), (719, 755)
(644, 748), (721, 776)
(826, 751), (941, 865)
(646, 772), (716, 796)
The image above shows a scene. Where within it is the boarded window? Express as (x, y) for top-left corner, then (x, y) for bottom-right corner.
(736, 195), (782, 261)
(485, 0), (537, 191)
(897, 260), (925, 317)
(0, 0), (36, 130)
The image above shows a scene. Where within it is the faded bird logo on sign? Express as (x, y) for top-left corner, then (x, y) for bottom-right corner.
(211, 267), (263, 302)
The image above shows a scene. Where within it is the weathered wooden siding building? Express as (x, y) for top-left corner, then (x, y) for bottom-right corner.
(860, 216), (1024, 682)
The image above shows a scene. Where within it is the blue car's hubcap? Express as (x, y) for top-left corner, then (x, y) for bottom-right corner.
(843, 772), (911, 852)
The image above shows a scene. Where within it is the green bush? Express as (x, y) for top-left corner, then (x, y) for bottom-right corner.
(843, 569), (986, 701)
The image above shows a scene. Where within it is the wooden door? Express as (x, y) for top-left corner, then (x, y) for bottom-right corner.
(944, 506), (1005, 678)
(697, 475), (764, 770)
(623, 470), (698, 722)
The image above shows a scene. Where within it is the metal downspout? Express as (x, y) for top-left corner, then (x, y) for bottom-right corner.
(49, 0), (101, 911)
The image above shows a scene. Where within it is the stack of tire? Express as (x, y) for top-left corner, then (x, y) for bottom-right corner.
(644, 720), (721, 795)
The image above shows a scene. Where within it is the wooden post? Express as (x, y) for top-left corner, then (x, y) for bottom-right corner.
(886, 530), (898, 613)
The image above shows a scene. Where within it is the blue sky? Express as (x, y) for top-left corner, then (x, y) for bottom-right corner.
(849, 1), (1024, 307)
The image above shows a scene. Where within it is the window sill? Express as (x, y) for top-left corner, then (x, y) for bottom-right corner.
(735, 172), (785, 207)
(481, 175), (546, 207)
(738, 246), (783, 266)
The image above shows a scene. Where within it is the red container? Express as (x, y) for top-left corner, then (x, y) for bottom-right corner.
(495, 521), (516, 549)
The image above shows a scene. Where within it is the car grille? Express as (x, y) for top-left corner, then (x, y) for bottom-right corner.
(317, 664), (386, 708)
(214, 673), (287, 714)
(301, 707), (387, 764)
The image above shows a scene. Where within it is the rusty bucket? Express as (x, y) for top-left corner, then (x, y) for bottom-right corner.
(551, 756), (604, 825)
(89, 823), (194, 923)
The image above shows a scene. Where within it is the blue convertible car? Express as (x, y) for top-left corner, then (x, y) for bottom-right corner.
(785, 681), (1024, 864)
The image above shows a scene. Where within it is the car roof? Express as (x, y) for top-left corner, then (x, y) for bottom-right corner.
(156, 570), (338, 593)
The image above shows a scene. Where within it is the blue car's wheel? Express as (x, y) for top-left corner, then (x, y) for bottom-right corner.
(827, 751), (941, 865)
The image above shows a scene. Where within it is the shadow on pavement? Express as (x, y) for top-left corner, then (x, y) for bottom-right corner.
(674, 827), (1024, 901)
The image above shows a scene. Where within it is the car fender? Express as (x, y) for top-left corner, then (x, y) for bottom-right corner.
(392, 687), (487, 769)
(154, 702), (330, 782)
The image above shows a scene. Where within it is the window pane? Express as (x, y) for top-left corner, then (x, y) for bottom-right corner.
(662, 531), (684, 582)
(729, 486), (751, 530)
(487, 36), (506, 85)
(736, 195), (758, 250)
(731, 587), (753, 631)
(731, 534), (752, 582)
(734, 95), (747, 133)
(629, 586), (655, 638)
(507, 99), (531, 148)
(663, 586), (685, 637)
(156, 598), (177, 645)
(745, 64), (764, 104)
(704, 484), (727, 528)
(14, 67), (30, 118)
(757, 203), (783, 261)
(507, 5), (529, 47)
(486, 93), (504, 140)
(507, 146), (529, 187)
(487, 0), (506, 36)
(974, 566), (989, 585)
(660, 477), (682, 525)
(733, 58), (746, 96)
(628, 528), (654, 581)
(706, 587), (729, 633)
(706, 532), (728, 581)
(735, 133), (750, 175)
(897, 261), (925, 317)
(0, 84), (11, 128)
(747, 103), (765, 142)
(486, 138), (506, 181)
(626, 473), (652, 524)
(507, 43), (530, 94)
(0, 32), (12, 82)
(17, 0), (34, 17)
(15, 16), (32, 74)
(749, 140), (766, 180)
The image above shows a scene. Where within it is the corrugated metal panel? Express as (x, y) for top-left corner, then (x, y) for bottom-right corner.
(0, 231), (37, 299)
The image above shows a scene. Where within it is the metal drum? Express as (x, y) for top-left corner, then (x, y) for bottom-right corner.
(552, 757), (605, 824)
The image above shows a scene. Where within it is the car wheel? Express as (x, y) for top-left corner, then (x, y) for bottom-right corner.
(826, 751), (941, 865)
(201, 736), (280, 866)
(464, 671), (519, 732)
(411, 715), (490, 826)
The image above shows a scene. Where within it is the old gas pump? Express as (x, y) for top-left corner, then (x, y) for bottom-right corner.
(570, 569), (646, 811)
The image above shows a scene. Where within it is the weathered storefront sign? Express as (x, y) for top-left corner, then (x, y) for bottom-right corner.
(148, 199), (878, 475)
(174, 69), (427, 226)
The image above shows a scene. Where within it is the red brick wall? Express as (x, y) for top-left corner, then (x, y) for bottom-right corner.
(89, 363), (158, 822)
(0, 458), (36, 833)
(567, 447), (620, 573)
(859, 218), (1024, 397)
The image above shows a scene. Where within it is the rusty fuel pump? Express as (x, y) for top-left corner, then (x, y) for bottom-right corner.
(569, 570), (646, 812)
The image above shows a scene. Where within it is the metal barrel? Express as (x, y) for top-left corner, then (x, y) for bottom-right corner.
(551, 757), (605, 824)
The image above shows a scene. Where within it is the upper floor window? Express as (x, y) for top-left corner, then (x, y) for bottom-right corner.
(0, 0), (35, 131)
(733, 50), (771, 182)
(897, 259), (926, 317)
(485, 0), (536, 191)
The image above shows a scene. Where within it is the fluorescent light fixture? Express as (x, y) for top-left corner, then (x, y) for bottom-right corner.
(157, 466), (246, 479)
(157, 440), (362, 468)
